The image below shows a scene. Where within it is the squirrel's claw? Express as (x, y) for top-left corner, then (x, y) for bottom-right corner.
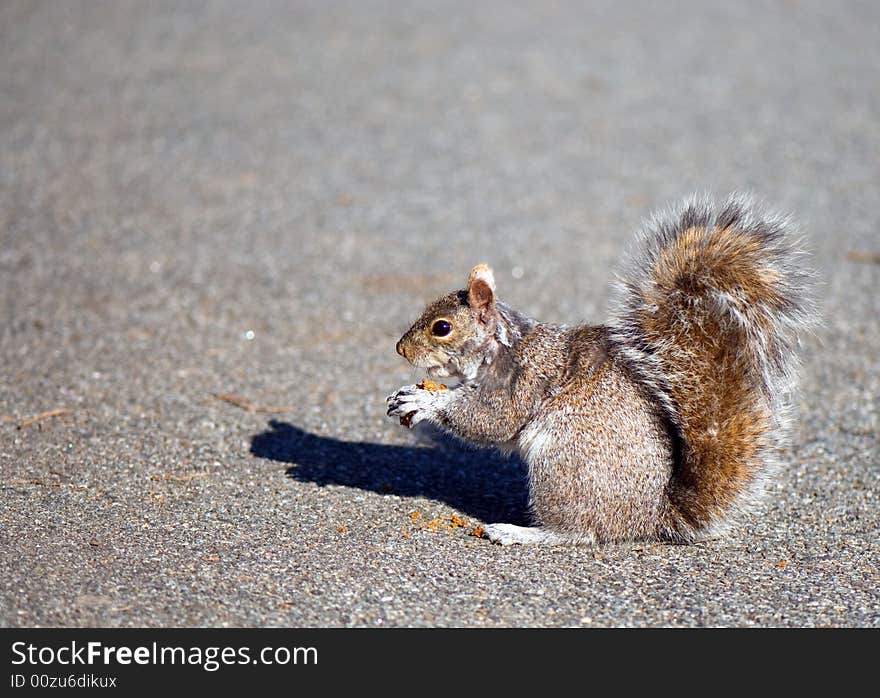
(386, 385), (437, 428)
(385, 385), (417, 414)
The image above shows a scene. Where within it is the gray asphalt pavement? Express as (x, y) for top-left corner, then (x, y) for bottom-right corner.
(1, 1), (878, 627)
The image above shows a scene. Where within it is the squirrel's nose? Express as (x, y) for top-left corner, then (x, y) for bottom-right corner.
(396, 340), (407, 358)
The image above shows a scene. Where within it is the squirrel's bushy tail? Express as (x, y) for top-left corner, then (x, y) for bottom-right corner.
(608, 193), (816, 540)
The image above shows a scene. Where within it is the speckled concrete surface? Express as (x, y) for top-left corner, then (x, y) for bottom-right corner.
(1, 0), (877, 627)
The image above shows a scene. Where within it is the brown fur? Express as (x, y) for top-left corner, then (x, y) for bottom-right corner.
(637, 226), (781, 529)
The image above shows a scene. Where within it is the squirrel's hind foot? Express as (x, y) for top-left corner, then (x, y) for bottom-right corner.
(482, 523), (595, 546)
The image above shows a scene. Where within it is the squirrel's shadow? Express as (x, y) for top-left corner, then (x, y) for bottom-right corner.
(250, 420), (530, 525)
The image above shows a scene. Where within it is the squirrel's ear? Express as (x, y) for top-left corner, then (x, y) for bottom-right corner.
(467, 264), (496, 320)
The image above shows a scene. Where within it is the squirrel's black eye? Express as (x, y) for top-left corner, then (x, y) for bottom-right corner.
(431, 320), (452, 337)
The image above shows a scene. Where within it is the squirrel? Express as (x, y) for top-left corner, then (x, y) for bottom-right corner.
(386, 193), (816, 546)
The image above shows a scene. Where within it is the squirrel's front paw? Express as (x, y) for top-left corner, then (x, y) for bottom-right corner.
(385, 385), (444, 429)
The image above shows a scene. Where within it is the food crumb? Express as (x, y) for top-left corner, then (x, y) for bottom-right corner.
(336, 526), (346, 533)
(399, 410), (417, 427)
(417, 379), (448, 392)
(469, 526), (484, 538)
(409, 512), (473, 535)
(777, 560), (788, 568)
